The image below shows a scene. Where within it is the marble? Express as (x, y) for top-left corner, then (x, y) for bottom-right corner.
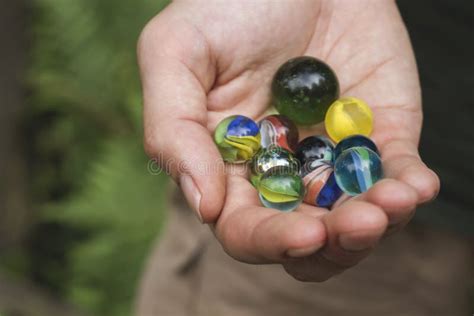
(301, 159), (343, 208)
(272, 56), (340, 126)
(334, 134), (379, 158)
(334, 147), (383, 195)
(325, 97), (373, 142)
(250, 146), (300, 187)
(214, 115), (261, 163)
(258, 167), (305, 212)
(295, 135), (334, 166)
(259, 114), (299, 153)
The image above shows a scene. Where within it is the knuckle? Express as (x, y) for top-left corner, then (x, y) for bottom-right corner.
(214, 217), (233, 252)
(418, 168), (441, 203)
(219, 232), (242, 263)
(143, 128), (162, 158)
(137, 17), (157, 56)
(144, 116), (180, 154)
(138, 15), (211, 66)
(137, 13), (171, 60)
(219, 224), (237, 254)
(427, 169), (441, 195)
(215, 213), (249, 262)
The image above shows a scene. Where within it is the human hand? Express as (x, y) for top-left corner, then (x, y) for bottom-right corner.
(138, 0), (440, 281)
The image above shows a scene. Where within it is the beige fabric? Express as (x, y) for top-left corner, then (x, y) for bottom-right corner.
(135, 190), (472, 316)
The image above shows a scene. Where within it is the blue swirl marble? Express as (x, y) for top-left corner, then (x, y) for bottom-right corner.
(316, 172), (343, 207)
(334, 147), (383, 196)
(227, 115), (260, 137)
(214, 115), (261, 163)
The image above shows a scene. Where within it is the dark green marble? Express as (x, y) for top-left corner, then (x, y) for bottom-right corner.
(271, 56), (340, 126)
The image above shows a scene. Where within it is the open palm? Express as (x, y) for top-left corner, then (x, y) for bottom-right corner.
(139, 0), (439, 281)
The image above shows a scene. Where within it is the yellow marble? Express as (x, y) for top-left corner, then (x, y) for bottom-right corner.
(325, 97), (373, 142)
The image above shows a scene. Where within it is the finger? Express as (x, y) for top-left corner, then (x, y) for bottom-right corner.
(214, 175), (327, 263)
(321, 199), (387, 269)
(138, 17), (224, 223)
(295, 203), (329, 218)
(283, 200), (388, 282)
(381, 139), (440, 204)
(357, 178), (418, 230)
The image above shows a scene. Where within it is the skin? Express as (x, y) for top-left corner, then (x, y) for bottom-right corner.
(138, 0), (440, 282)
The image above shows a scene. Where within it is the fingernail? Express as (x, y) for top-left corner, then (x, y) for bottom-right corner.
(179, 174), (203, 223)
(287, 245), (320, 258)
(339, 233), (376, 252)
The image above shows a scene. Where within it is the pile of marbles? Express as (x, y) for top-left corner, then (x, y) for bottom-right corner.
(214, 56), (383, 212)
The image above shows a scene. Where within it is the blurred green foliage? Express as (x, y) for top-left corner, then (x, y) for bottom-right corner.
(18, 0), (169, 315)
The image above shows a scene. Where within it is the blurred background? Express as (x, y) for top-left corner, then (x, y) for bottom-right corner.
(0, 0), (472, 315)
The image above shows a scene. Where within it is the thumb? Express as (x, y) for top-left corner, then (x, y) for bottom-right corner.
(138, 18), (225, 223)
